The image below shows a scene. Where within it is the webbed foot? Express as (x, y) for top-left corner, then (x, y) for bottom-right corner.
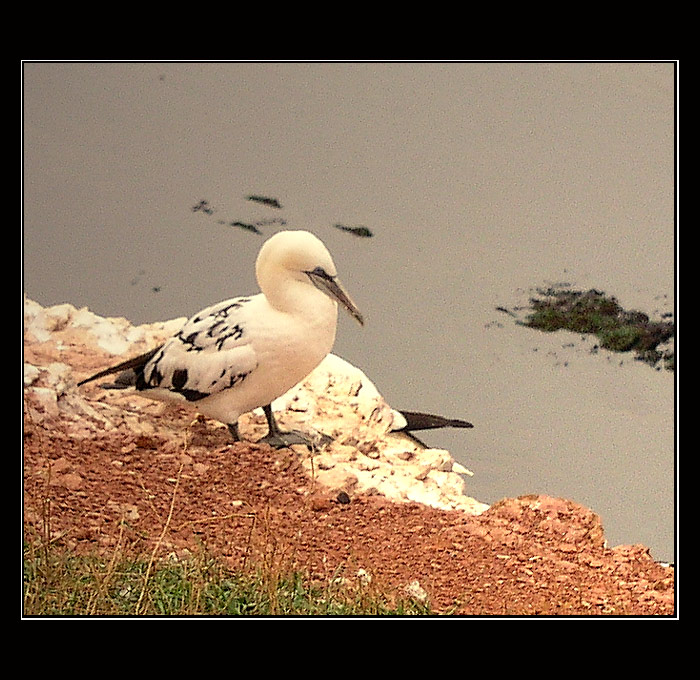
(258, 404), (332, 449)
(257, 429), (316, 449)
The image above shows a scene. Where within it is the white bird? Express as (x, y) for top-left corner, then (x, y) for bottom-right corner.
(78, 230), (364, 447)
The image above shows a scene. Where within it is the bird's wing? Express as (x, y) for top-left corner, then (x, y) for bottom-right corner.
(141, 297), (259, 401)
(78, 297), (259, 402)
(394, 410), (474, 431)
(388, 410), (473, 448)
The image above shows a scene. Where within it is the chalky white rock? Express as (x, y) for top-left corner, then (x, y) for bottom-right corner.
(78, 230), (364, 447)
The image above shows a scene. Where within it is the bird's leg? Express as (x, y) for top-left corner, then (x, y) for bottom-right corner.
(227, 422), (241, 441)
(257, 403), (317, 449)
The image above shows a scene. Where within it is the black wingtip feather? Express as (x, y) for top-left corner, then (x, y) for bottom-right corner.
(77, 346), (162, 387)
(398, 410), (474, 432)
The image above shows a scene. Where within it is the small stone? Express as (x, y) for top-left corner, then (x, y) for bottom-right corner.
(51, 457), (71, 474)
(24, 364), (40, 386)
(404, 580), (429, 604)
(310, 495), (333, 512)
(356, 568), (372, 586)
(57, 472), (83, 490)
(452, 462), (474, 476)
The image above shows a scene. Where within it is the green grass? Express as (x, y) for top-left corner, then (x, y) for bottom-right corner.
(22, 538), (433, 617)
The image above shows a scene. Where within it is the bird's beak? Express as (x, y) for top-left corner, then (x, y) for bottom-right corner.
(307, 269), (364, 326)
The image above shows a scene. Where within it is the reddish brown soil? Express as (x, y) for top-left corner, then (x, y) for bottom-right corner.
(23, 410), (675, 617)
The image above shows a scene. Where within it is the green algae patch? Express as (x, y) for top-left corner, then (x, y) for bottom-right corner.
(521, 288), (674, 370)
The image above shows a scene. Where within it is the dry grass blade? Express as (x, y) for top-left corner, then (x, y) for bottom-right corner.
(134, 461), (184, 615)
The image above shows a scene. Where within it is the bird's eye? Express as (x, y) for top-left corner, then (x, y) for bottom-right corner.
(308, 266), (333, 280)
